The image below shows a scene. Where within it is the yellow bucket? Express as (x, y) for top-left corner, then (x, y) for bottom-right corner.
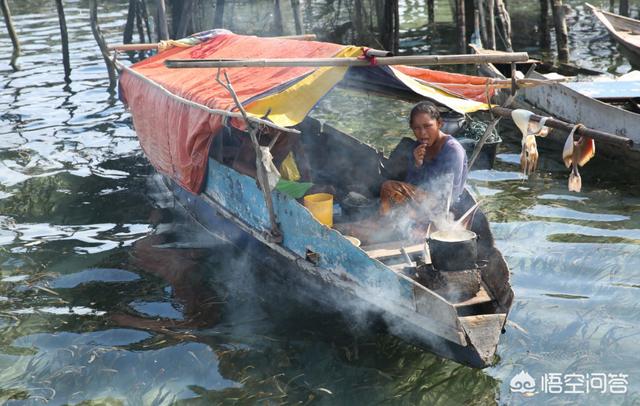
(304, 193), (333, 227)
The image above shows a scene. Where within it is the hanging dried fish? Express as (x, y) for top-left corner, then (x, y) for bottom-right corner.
(562, 124), (595, 192)
(511, 109), (550, 176)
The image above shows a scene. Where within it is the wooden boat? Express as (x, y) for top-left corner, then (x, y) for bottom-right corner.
(586, 3), (640, 68)
(470, 44), (640, 170)
(117, 32), (514, 367)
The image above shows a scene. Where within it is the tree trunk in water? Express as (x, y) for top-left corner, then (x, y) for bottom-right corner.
(380, 0), (399, 53)
(456, 0), (466, 53)
(551, 0), (569, 62)
(539, 0), (550, 49)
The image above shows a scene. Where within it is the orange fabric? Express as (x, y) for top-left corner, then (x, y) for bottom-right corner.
(394, 65), (494, 103)
(120, 33), (345, 193)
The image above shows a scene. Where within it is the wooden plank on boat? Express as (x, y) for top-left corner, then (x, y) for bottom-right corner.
(459, 313), (506, 363)
(454, 281), (492, 307)
(362, 240), (425, 261)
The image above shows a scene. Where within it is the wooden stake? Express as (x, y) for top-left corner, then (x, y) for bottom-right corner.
(456, 0), (466, 53)
(539, 0), (551, 49)
(487, 0), (496, 49)
(140, 0), (153, 43)
(290, 0), (303, 35)
(155, 0), (169, 41)
(123, 0), (136, 44)
(551, 0), (569, 62)
(428, 0), (435, 26)
(273, 0), (284, 35)
(477, 0), (489, 46)
(164, 52), (530, 69)
(495, 0), (512, 51)
(135, 0), (146, 44)
(89, 0), (117, 90)
(55, 0), (71, 80)
(619, 0), (629, 16)
(214, 0), (225, 28)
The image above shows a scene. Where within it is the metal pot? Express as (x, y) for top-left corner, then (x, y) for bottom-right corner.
(428, 229), (477, 271)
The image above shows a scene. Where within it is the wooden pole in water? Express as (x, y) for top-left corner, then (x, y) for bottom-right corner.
(55, 0), (71, 79)
(619, 0), (629, 16)
(135, 0), (146, 44)
(273, 0), (284, 35)
(427, 0), (435, 26)
(539, 0), (551, 49)
(165, 52), (531, 68)
(123, 0), (136, 44)
(1, 0), (19, 70)
(291, 0), (303, 35)
(214, 0), (225, 28)
(456, 0), (466, 53)
(487, 0), (496, 49)
(495, 0), (512, 51)
(477, 0), (489, 46)
(551, 0), (569, 62)
(89, 0), (117, 90)
(140, 0), (153, 43)
(155, 0), (169, 40)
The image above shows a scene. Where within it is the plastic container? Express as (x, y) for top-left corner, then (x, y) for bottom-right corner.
(304, 193), (334, 227)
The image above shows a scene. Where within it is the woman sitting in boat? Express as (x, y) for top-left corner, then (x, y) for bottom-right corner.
(233, 125), (331, 199)
(380, 101), (468, 221)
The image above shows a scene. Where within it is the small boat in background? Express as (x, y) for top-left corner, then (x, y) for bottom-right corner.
(586, 3), (640, 68)
(470, 44), (640, 171)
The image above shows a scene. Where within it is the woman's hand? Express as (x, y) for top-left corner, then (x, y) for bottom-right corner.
(413, 143), (427, 167)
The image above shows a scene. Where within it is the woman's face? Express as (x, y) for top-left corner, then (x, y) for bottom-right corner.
(411, 112), (441, 147)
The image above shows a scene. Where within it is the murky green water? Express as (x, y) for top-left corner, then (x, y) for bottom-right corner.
(1, 0), (639, 404)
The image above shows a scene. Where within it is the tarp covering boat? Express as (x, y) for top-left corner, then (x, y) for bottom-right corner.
(119, 31), (495, 193)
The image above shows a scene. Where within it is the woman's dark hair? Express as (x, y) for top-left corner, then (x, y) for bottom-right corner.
(409, 101), (441, 126)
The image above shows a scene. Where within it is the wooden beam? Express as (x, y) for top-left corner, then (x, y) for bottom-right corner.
(164, 52), (530, 69)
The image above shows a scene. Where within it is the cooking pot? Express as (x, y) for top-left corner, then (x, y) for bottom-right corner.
(428, 229), (477, 271)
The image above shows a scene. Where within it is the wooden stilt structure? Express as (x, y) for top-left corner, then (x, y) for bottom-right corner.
(1, 0), (19, 70)
(272, 0), (284, 35)
(55, 0), (71, 79)
(428, 0), (435, 26)
(89, 0), (117, 90)
(488, 0), (496, 49)
(155, 0), (169, 40)
(551, 0), (569, 62)
(495, 0), (512, 51)
(620, 0), (629, 17)
(539, 0), (551, 49)
(291, 0), (303, 35)
(456, 0), (466, 52)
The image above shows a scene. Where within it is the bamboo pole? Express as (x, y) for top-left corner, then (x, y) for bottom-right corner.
(107, 35), (318, 52)
(90, 0), (117, 90)
(551, 0), (569, 62)
(487, 0), (496, 49)
(491, 106), (633, 148)
(55, 0), (71, 79)
(164, 52), (530, 69)
(156, 0), (169, 41)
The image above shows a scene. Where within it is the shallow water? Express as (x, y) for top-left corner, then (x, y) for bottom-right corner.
(1, 0), (639, 404)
